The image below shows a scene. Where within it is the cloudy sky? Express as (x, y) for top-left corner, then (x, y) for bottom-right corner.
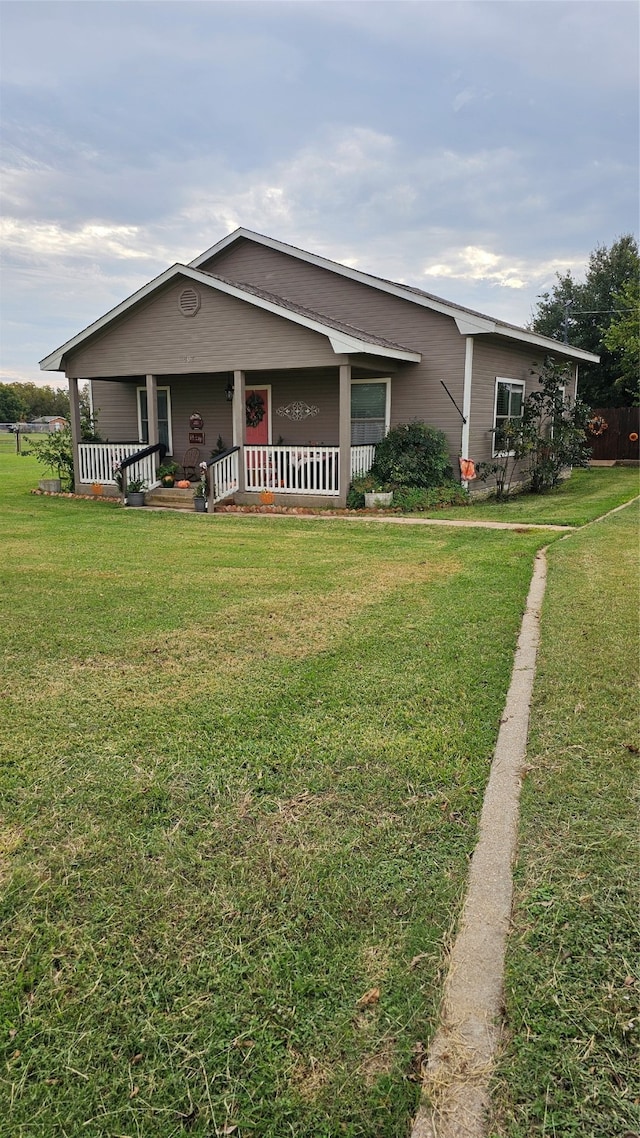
(1, 0), (638, 388)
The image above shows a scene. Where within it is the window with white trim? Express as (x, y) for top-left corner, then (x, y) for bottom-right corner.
(350, 379), (390, 445)
(493, 378), (524, 456)
(137, 387), (173, 455)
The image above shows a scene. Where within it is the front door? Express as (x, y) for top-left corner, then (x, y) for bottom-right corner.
(245, 387), (270, 445)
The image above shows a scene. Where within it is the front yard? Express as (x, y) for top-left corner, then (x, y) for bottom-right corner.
(0, 448), (637, 1136)
(0, 450), (545, 1137)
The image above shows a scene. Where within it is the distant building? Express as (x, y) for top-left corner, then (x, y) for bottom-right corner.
(31, 416), (68, 432)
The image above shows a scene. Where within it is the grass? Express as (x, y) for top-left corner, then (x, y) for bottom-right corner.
(413, 467), (639, 527)
(2, 441), (637, 1136)
(0, 446), (548, 1137)
(490, 500), (640, 1136)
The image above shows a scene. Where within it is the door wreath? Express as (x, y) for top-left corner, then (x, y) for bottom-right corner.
(246, 391), (266, 428)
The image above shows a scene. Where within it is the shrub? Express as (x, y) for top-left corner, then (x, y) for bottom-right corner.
(371, 421), (452, 488)
(392, 482), (470, 512)
(23, 427), (75, 490)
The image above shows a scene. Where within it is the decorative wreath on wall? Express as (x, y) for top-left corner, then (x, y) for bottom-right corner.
(587, 415), (608, 437)
(245, 391), (266, 428)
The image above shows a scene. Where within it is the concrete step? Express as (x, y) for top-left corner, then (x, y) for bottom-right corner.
(145, 487), (195, 510)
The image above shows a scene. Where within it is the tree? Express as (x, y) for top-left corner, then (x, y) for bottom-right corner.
(531, 235), (639, 407)
(603, 278), (640, 405)
(23, 427), (75, 491)
(0, 385), (27, 422)
(476, 356), (591, 498)
(0, 382), (70, 420)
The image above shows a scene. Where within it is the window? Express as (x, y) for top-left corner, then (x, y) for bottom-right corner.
(137, 387), (173, 454)
(350, 380), (390, 445)
(493, 378), (524, 456)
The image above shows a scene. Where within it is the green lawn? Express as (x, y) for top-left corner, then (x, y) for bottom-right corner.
(1, 445), (637, 1136)
(414, 467), (639, 527)
(490, 499), (640, 1136)
(0, 448), (547, 1137)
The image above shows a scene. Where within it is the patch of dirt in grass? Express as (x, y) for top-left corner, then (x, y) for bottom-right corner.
(360, 1041), (397, 1086)
(360, 943), (393, 983)
(289, 1050), (333, 1100)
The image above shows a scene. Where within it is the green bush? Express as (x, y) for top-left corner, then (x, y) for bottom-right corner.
(392, 482), (470, 512)
(371, 421), (452, 488)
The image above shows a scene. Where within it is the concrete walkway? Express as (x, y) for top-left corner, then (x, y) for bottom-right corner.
(207, 509), (573, 532)
(410, 550), (548, 1138)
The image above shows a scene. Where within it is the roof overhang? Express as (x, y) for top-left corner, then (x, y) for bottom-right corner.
(190, 228), (600, 364)
(40, 262), (420, 372)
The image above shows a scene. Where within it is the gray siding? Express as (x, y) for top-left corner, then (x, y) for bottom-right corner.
(67, 278), (339, 379)
(470, 337), (578, 466)
(203, 239), (468, 460)
(91, 374), (234, 460)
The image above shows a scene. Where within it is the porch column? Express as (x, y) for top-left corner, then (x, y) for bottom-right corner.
(231, 370), (246, 493)
(68, 376), (82, 491)
(146, 374), (159, 448)
(338, 362), (352, 507)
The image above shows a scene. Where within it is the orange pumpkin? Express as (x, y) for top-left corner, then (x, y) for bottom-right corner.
(176, 480), (191, 489)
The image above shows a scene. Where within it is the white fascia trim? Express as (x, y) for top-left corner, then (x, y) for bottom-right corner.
(492, 324), (600, 363)
(40, 260), (420, 372)
(190, 229), (599, 361)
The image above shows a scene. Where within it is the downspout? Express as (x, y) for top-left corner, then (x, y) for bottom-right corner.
(338, 362), (352, 508)
(460, 336), (474, 488)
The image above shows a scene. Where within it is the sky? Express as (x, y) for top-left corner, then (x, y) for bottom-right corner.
(1, 0), (638, 389)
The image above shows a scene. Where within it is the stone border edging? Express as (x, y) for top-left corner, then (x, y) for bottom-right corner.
(411, 549), (548, 1138)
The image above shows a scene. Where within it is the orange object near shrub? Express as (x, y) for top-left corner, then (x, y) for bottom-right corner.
(259, 490), (275, 505)
(176, 480), (191, 489)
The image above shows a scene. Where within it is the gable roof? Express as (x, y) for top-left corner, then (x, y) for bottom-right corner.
(40, 262), (421, 372)
(190, 228), (600, 364)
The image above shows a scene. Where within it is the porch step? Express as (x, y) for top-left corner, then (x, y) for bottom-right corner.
(145, 487), (195, 510)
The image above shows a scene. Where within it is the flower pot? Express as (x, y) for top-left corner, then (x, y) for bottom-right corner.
(39, 478), (61, 493)
(126, 492), (146, 507)
(194, 497), (207, 513)
(364, 491), (393, 508)
(161, 477), (175, 488)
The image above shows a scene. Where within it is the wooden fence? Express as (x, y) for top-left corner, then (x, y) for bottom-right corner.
(588, 407), (640, 462)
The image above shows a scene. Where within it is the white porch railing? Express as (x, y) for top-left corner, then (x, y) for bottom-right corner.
(350, 444), (376, 479)
(78, 442), (159, 487)
(79, 443), (376, 497)
(210, 449), (239, 503)
(244, 445), (340, 496)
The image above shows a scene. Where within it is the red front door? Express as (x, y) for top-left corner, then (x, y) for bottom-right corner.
(245, 388), (270, 445)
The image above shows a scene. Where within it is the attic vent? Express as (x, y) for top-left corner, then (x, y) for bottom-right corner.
(178, 287), (201, 317)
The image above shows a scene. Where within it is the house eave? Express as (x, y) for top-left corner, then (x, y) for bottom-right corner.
(40, 261), (420, 373)
(189, 228), (600, 363)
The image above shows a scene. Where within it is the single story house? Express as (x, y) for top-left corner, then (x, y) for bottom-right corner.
(31, 416), (68, 433)
(40, 228), (600, 506)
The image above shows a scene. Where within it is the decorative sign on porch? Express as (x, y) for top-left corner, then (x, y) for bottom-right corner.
(189, 432), (205, 444)
(189, 412), (204, 431)
(275, 400), (320, 422)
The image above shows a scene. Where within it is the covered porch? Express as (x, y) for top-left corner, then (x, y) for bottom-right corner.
(69, 364), (394, 507)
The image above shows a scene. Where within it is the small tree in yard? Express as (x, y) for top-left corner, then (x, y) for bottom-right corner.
(523, 357), (592, 492)
(24, 427), (75, 491)
(477, 356), (592, 499)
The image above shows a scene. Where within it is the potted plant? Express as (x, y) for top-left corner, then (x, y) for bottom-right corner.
(125, 476), (148, 506)
(356, 473), (393, 508)
(156, 461), (179, 487)
(193, 462), (208, 512)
